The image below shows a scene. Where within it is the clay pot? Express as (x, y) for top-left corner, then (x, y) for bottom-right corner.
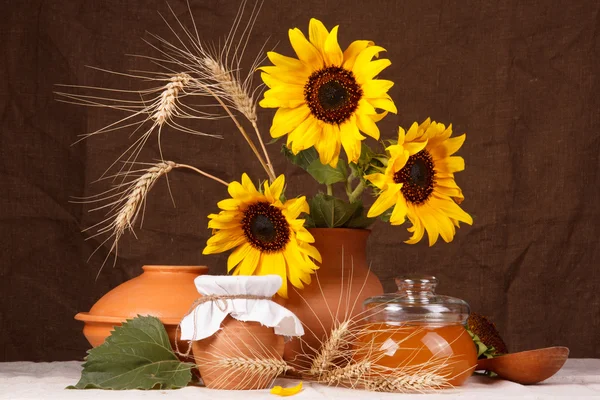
(192, 316), (285, 390)
(75, 265), (207, 353)
(282, 228), (383, 364)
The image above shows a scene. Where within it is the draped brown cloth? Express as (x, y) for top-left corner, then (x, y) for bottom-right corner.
(1, 0), (598, 361)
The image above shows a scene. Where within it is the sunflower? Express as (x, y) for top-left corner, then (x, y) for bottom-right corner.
(259, 18), (397, 167)
(202, 173), (321, 298)
(365, 119), (472, 246)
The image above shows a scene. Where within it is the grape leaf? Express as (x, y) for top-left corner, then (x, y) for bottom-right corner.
(69, 315), (195, 390)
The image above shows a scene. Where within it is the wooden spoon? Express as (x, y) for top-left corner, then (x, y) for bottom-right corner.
(476, 346), (569, 385)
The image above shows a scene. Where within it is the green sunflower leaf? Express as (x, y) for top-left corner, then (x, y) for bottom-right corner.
(281, 145), (319, 171)
(309, 193), (362, 228)
(345, 201), (376, 229)
(68, 315), (195, 390)
(306, 158), (348, 185)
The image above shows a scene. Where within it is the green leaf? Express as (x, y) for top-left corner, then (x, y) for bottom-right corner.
(358, 143), (376, 166)
(345, 201), (376, 229)
(306, 158), (348, 185)
(268, 136), (283, 145)
(69, 315), (195, 390)
(281, 145), (319, 171)
(309, 193), (362, 228)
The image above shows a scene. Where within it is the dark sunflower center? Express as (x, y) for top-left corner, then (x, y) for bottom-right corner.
(393, 150), (436, 204)
(318, 80), (348, 110)
(241, 202), (290, 252)
(304, 66), (362, 124)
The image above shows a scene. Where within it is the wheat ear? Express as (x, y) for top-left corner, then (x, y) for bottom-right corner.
(203, 57), (256, 122)
(217, 356), (292, 376)
(365, 373), (449, 392)
(317, 360), (371, 385)
(113, 161), (174, 240)
(152, 73), (191, 125)
(309, 320), (353, 375)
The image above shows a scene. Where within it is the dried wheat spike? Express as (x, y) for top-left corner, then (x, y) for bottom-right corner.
(309, 320), (353, 375)
(217, 356), (292, 375)
(365, 373), (449, 392)
(152, 73), (191, 125)
(318, 361), (372, 385)
(203, 57), (257, 122)
(114, 161), (175, 239)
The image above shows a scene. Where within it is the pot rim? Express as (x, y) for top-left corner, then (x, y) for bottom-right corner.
(307, 227), (371, 232)
(142, 265), (209, 273)
(75, 312), (181, 326)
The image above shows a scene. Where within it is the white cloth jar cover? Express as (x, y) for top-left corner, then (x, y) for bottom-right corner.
(179, 275), (304, 340)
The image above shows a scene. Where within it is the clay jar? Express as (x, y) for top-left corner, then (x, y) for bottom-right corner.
(192, 317), (285, 390)
(281, 228), (383, 364)
(75, 265), (207, 353)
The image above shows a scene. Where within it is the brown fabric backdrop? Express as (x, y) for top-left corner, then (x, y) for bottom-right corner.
(1, 0), (599, 361)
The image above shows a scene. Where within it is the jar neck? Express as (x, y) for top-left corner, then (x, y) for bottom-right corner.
(396, 278), (438, 303)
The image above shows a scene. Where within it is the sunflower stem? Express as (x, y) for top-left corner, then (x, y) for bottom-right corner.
(345, 180), (353, 199)
(326, 184), (333, 196)
(348, 180), (365, 203)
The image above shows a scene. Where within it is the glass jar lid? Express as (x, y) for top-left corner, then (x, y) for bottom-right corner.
(363, 276), (470, 325)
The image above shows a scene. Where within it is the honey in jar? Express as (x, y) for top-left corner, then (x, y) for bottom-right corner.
(358, 276), (477, 386)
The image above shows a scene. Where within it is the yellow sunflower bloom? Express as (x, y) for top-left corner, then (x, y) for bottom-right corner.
(365, 119), (472, 246)
(259, 18), (397, 167)
(202, 173), (321, 298)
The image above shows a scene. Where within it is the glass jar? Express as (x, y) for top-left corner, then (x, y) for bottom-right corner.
(357, 276), (477, 386)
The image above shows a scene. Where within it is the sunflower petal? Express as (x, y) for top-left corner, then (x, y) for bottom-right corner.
(203, 234), (246, 254)
(367, 184), (401, 217)
(356, 112), (381, 140)
(284, 197), (310, 219)
(340, 120), (362, 163)
(367, 95), (398, 114)
(314, 123), (339, 165)
(216, 198), (241, 211)
(435, 156), (465, 173)
(237, 247), (261, 276)
(390, 198), (408, 225)
(405, 208), (425, 244)
(227, 243), (253, 272)
(309, 18), (329, 50)
(343, 40), (374, 70)
(364, 173), (389, 190)
(361, 79), (394, 99)
(266, 174), (286, 202)
(298, 241), (322, 263)
(323, 25), (343, 66)
(430, 134), (466, 159)
(266, 51), (309, 72)
(241, 173), (259, 194)
(352, 46), (387, 79)
(289, 28), (323, 69)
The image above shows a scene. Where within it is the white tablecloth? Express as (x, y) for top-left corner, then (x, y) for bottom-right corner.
(0, 360), (599, 399)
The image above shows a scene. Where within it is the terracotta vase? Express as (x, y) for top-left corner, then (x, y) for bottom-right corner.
(75, 265), (207, 354)
(192, 316), (285, 390)
(282, 228), (383, 364)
